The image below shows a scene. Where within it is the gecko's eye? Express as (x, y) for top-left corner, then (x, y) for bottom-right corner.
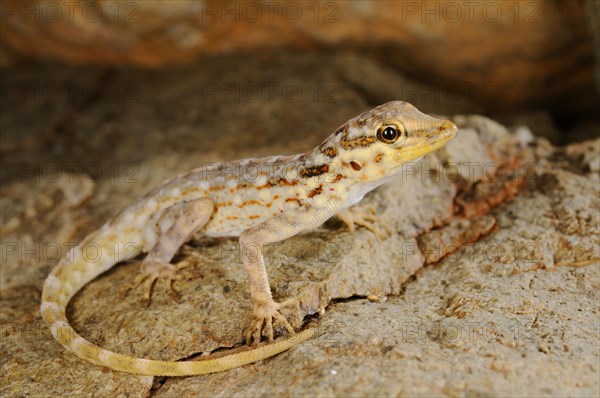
(377, 124), (402, 144)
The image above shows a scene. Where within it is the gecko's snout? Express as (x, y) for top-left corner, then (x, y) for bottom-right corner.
(429, 120), (458, 149)
(441, 120), (458, 141)
(425, 120), (458, 149)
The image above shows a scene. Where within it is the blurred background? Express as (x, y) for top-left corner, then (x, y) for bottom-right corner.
(1, 0), (599, 187)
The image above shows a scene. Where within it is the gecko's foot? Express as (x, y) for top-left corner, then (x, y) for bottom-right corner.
(119, 261), (191, 308)
(336, 204), (392, 239)
(246, 298), (299, 346)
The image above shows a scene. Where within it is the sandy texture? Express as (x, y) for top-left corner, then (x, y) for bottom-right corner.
(1, 54), (598, 397)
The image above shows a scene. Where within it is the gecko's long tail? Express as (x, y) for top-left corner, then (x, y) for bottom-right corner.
(40, 227), (314, 376)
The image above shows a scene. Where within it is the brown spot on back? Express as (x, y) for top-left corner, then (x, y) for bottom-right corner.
(321, 146), (338, 158)
(256, 183), (273, 190)
(350, 161), (362, 171)
(285, 198), (302, 206)
(268, 177), (299, 187)
(300, 164), (330, 178)
(332, 173), (344, 183)
(182, 187), (200, 196)
(238, 200), (261, 208)
(307, 184), (323, 198)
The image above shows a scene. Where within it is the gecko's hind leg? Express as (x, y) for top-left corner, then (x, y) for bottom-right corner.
(119, 198), (214, 307)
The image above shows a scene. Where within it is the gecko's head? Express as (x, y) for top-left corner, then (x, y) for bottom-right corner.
(324, 101), (458, 182)
(351, 101), (458, 164)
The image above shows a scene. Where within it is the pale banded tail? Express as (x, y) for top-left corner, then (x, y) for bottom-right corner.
(40, 233), (314, 376)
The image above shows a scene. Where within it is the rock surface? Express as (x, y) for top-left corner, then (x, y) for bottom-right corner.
(0, 54), (598, 397)
(1, 0), (598, 121)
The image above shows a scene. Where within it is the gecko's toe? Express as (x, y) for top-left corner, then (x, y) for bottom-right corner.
(246, 317), (265, 346)
(140, 297), (151, 308)
(120, 261), (187, 307)
(166, 290), (182, 303)
(246, 299), (297, 346)
(337, 205), (392, 240)
(118, 272), (148, 299)
(273, 311), (295, 336)
(277, 298), (299, 310)
(265, 317), (274, 342)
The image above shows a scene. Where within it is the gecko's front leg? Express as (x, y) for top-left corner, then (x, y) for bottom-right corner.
(120, 198), (214, 307)
(240, 206), (334, 345)
(336, 204), (392, 239)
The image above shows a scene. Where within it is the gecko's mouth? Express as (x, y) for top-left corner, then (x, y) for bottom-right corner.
(396, 122), (458, 162)
(424, 133), (456, 149)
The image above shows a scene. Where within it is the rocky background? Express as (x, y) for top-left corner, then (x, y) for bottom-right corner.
(2, 0), (600, 133)
(1, 1), (599, 397)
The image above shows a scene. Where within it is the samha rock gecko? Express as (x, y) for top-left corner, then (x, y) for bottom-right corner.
(41, 101), (457, 376)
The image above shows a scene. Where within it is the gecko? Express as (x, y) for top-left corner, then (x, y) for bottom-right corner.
(41, 101), (458, 376)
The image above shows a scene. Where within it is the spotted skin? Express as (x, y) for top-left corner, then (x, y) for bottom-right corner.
(41, 101), (458, 376)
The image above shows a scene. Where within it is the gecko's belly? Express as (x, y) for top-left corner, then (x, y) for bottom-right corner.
(200, 201), (290, 237)
(202, 218), (259, 238)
